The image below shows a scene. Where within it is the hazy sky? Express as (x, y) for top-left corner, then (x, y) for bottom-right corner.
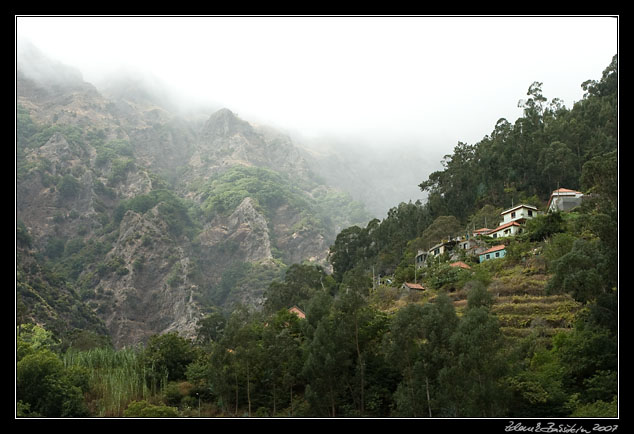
(16, 15), (617, 155)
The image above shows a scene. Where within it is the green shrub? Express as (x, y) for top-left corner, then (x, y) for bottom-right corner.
(123, 400), (179, 417)
(58, 174), (82, 199)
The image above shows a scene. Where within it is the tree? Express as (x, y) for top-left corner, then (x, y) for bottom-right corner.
(581, 150), (617, 209)
(416, 294), (460, 417)
(418, 215), (464, 251)
(17, 324), (60, 361)
(524, 211), (565, 242)
(261, 309), (305, 415)
(143, 332), (195, 387)
(552, 324), (617, 402)
(465, 280), (494, 309)
(302, 290), (333, 341)
(263, 264), (335, 314)
(328, 225), (369, 282)
(231, 330), (260, 417)
(439, 304), (507, 417)
(302, 313), (352, 417)
(582, 55), (617, 99)
(538, 141), (578, 191)
(385, 303), (427, 417)
(333, 277), (370, 416)
(505, 346), (570, 417)
(419, 142), (481, 222)
(17, 348), (89, 417)
(546, 238), (610, 304)
(207, 339), (239, 415)
(215, 307), (272, 417)
(467, 205), (503, 232)
(196, 311), (226, 345)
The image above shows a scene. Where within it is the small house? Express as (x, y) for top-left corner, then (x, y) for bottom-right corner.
(458, 238), (479, 251)
(401, 282), (425, 291)
(473, 228), (492, 237)
(500, 204), (539, 225)
(415, 249), (429, 269)
(428, 239), (457, 258)
(488, 221), (522, 239)
(450, 261), (471, 270)
(288, 306), (306, 319)
(547, 188), (584, 212)
(479, 245), (507, 263)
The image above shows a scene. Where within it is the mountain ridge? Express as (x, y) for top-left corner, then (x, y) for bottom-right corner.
(16, 45), (371, 348)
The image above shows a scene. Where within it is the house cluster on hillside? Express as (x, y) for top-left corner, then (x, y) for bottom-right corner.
(414, 188), (584, 270)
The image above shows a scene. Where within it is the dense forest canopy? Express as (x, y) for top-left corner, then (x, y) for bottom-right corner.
(17, 55), (618, 419)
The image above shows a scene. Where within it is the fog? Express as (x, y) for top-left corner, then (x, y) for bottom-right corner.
(15, 16), (618, 216)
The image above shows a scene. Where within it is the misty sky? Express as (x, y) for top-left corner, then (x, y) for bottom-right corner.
(16, 15), (617, 157)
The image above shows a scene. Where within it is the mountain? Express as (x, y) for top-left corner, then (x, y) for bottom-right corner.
(16, 44), (371, 348)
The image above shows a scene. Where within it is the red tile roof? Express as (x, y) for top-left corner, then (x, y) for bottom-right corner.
(473, 228), (492, 235)
(489, 221), (521, 233)
(402, 282), (425, 290)
(288, 306), (306, 319)
(450, 261), (472, 269)
(552, 188), (582, 194)
(481, 244), (506, 255)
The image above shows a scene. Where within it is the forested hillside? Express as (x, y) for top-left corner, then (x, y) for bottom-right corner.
(16, 54), (618, 418)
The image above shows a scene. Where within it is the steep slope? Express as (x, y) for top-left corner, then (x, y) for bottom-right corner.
(16, 226), (109, 343)
(16, 44), (371, 348)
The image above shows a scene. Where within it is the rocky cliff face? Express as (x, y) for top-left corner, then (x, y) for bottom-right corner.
(199, 197), (274, 263)
(16, 44), (368, 348)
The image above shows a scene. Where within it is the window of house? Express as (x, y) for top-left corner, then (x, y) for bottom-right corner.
(511, 212), (516, 218)
(486, 254), (490, 259)
(528, 210), (533, 216)
(495, 252), (500, 257)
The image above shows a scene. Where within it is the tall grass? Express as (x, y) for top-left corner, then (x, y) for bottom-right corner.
(63, 347), (167, 417)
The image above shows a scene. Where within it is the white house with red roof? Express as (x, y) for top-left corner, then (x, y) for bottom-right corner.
(488, 221), (522, 239)
(486, 204), (539, 239)
(547, 188), (584, 212)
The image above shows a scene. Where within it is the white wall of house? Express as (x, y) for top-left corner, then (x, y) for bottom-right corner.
(548, 193), (583, 212)
(500, 205), (538, 225)
(489, 223), (521, 238)
(415, 250), (428, 269)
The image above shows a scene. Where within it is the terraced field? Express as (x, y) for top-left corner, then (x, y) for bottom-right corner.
(448, 264), (582, 341)
(371, 260), (582, 345)
(492, 293), (581, 339)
